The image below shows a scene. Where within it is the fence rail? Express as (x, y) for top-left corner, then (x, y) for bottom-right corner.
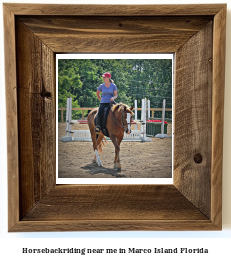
(58, 107), (172, 122)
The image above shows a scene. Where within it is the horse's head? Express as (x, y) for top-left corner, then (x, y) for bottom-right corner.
(123, 105), (133, 134)
(112, 103), (134, 134)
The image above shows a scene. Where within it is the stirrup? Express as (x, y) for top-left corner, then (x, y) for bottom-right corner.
(95, 125), (101, 133)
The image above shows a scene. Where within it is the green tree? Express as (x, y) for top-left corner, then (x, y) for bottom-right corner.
(58, 58), (172, 121)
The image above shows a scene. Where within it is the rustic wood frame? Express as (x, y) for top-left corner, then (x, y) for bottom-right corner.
(4, 4), (226, 232)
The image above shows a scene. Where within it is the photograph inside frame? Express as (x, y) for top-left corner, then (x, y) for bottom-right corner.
(56, 54), (173, 184)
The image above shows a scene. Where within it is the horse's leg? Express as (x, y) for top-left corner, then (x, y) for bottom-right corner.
(114, 135), (124, 169)
(91, 133), (104, 167)
(91, 134), (99, 163)
(110, 134), (121, 170)
(88, 126), (97, 161)
(88, 114), (102, 166)
(94, 132), (105, 166)
(94, 150), (102, 166)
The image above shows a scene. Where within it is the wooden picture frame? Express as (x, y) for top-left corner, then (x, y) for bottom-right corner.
(4, 3), (226, 231)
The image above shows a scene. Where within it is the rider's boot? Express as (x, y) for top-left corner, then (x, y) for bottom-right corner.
(95, 114), (101, 133)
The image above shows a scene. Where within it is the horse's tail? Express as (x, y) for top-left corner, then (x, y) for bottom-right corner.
(97, 136), (107, 153)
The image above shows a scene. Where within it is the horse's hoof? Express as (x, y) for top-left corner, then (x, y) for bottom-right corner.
(92, 159), (96, 163)
(114, 167), (121, 171)
(114, 163), (121, 170)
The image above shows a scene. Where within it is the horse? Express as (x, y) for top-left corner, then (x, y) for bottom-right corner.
(87, 103), (133, 170)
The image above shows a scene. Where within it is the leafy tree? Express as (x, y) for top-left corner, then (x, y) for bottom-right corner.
(58, 58), (172, 121)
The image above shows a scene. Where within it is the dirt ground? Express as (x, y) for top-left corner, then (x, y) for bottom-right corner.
(58, 122), (172, 179)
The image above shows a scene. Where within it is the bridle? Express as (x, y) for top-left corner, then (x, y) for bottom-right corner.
(112, 105), (132, 132)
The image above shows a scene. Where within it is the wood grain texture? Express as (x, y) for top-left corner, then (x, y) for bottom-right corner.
(3, 3), (225, 16)
(18, 16), (213, 53)
(174, 22), (213, 218)
(3, 3), (226, 231)
(3, 4), (20, 231)
(22, 185), (207, 221)
(16, 19), (56, 219)
(13, 185), (218, 232)
(11, 220), (218, 232)
(211, 5), (226, 228)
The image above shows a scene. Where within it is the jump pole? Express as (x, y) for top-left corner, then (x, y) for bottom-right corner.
(133, 99), (152, 142)
(60, 98), (152, 142)
(60, 97), (73, 142)
(155, 99), (171, 139)
(141, 98), (147, 142)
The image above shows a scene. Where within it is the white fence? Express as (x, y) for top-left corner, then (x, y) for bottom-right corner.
(59, 98), (151, 142)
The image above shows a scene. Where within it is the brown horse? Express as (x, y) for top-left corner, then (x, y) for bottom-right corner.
(87, 103), (133, 170)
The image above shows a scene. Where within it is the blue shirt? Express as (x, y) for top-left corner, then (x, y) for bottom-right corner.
(97, 83), (117, 103)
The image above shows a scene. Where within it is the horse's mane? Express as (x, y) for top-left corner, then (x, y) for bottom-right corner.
(112, 103), (133, 114)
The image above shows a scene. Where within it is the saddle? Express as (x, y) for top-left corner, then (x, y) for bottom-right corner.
(94, 102), (115, 137)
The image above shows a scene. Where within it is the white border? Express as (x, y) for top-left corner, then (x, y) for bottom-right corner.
(56, 54), (173, 184)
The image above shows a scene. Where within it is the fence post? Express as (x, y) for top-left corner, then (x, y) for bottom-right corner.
(61, 109), (64, 123)
(161, 99), (166, 135)
(155, 99), (172, 139)
(141, 98), (147, 141)
(148, 100), (150, 119)
(82, 110), (84, 120)
(65, 97), (72, 137)
(134, 100), (137, 130)
(66, 98), (70, 136)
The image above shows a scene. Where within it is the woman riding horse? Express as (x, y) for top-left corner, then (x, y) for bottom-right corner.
(95, 72), (118, 133)
(88, 72), (133, 170)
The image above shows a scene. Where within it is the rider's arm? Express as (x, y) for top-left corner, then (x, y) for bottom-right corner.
(96, 90), (101, 101)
